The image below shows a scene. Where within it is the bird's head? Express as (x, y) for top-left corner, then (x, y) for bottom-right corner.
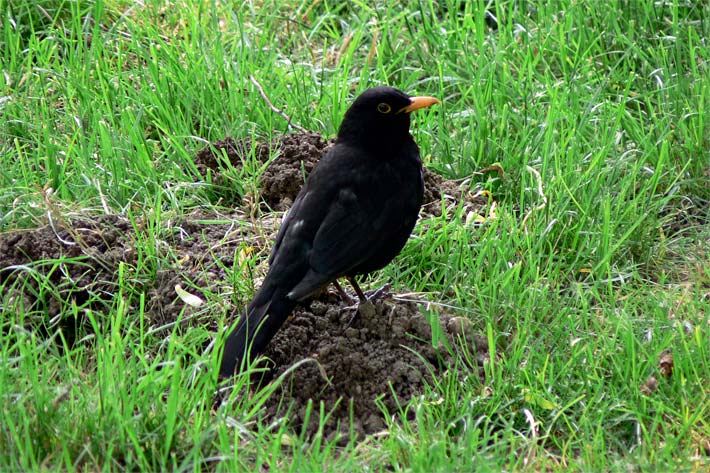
(337, 86), (439, 152)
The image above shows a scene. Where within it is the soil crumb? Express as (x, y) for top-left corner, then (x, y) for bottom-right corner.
(245, 292), (488, 440)
(194, 132), (487, 217)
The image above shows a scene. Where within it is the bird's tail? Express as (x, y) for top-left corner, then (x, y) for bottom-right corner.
(218, 285), (296, 378)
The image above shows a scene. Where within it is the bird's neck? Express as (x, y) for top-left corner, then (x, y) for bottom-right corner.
(336, 127), (414, 158)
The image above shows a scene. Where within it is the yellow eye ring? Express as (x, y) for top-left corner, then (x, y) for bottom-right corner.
(377, 103), (391, 114)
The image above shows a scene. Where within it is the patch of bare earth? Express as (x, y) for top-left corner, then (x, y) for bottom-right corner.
(0, 215), (135, 343)
(255, 292), (488, 439)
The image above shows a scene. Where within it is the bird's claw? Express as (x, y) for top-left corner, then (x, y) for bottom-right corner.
(364, 283), (392, 303)
(341, 283), (392, 310)
(343, 283), (393, 328)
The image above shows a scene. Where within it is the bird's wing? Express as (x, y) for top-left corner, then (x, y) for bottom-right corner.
(309, 187), (377, 272)
(286, 185), (394, 300)
(269, 190), (306, 266)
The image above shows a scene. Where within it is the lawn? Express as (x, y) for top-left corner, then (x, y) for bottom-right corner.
(1, 0), (708, 471)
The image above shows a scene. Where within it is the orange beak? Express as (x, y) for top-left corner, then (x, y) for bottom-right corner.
(399, 96), (440, 113)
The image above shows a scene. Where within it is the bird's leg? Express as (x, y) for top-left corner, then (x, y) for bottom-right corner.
(343, 278), (393, 328)
(346, 276), (368, 303)
(332, 280), (354, 305)
(346, 277), (392, 303)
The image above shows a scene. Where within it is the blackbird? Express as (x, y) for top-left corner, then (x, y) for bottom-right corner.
(219, 86), (439, 377)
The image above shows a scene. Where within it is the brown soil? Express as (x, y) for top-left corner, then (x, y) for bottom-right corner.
(194, 132), (332, 211)
(194, 132), (486, 217)
(0, 212), (269, 336)
(421, 168), (487, 217)
(257, 133), (333, 211)
(145, 210), (275, 331)
(256, 292), (488, 440)
(0, 215), (136, 341)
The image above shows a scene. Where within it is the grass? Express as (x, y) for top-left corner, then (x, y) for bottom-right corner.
(1, 0), (708, 470)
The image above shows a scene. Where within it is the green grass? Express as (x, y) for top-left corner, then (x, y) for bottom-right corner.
(1, 0), (708, 470)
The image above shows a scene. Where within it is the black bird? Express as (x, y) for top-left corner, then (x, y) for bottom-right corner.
(219, 86), (439, 377)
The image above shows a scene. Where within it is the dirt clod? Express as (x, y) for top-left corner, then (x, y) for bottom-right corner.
(641, 375), (659, 395)
(658, 350), (673, 378)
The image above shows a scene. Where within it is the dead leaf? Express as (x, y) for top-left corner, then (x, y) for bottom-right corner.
(175, 284), (204, 307)
(659, 350), (673, 378)
(479, 163), (505, 177)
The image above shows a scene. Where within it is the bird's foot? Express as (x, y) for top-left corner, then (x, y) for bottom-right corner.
(332, 280), (356, 305)
(343, 283), (393, 309)
(364, 283), (392, 303)
(342, 283), (393, 326)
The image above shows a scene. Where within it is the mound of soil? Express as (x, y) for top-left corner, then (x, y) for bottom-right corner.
(0, 211), (270, 335)
(257, 133), (333, 211)
(146, 210), (278, 331)
(194, 132), (487, 217)
(0, 215), (135, 339)
(254, 292), (488, 440)
(194, 132), (332, 211)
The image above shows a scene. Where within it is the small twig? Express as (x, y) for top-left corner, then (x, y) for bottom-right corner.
(522, 165), (547, 231)
(249, 75), (307, 133)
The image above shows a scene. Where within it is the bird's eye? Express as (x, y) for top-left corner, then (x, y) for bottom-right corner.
(377, 103), (392, 114)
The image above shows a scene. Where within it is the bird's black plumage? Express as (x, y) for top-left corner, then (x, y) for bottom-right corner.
(219, 86), (439, 377)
